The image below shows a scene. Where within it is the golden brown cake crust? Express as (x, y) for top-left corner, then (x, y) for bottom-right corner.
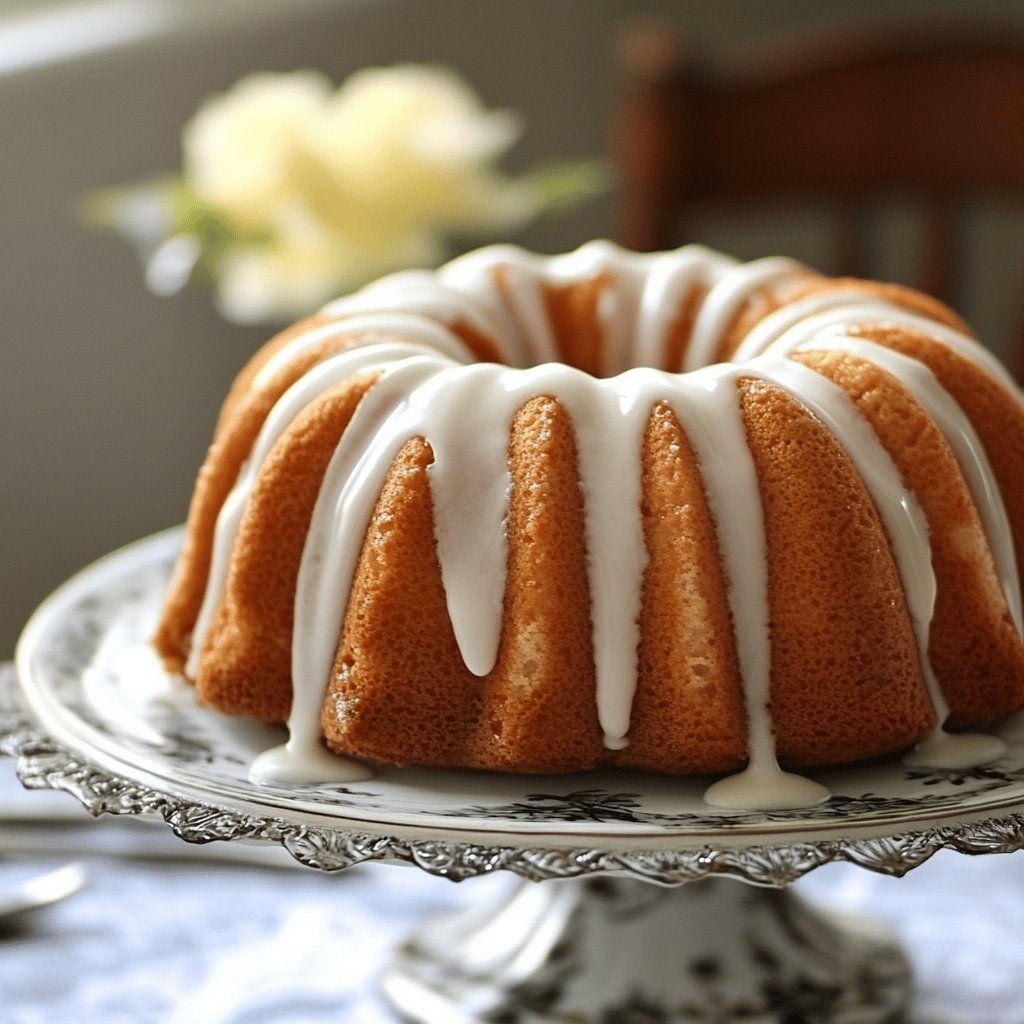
(794, 346), (1024, 728)
(320, 437), (486, 767)
(623, 403), (747, 773)
(850, 322), (1024, 598)
(321, 398), (607, 773)
(738, 376), (935, 766)
(194, 374), (379, 722)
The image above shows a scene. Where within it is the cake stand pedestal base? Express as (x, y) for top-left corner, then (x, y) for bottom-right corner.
(380, 876), (909, 1023)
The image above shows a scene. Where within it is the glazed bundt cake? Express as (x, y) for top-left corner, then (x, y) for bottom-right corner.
(154, 241), (1024, 808)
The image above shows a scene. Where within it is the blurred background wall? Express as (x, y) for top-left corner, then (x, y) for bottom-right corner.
(3, 0), (1024, 653)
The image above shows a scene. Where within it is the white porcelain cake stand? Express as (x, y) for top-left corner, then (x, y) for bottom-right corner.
(7, 530), (1024, 1023)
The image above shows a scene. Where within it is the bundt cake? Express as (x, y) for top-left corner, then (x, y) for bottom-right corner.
(153, 241), (1024, 809)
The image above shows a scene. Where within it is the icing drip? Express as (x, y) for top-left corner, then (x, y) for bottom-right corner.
(422, 365), (515, 677)
(788, 335), (1022, 639)
(735, 295), (1023, 398)
(184, 241), (1021, 807)
(292, 356), (453, 755)
(659, 365), (829, 809)
(684, 257), (803, 371)
(252, 312), (475, 391)
(249, 741), (374, 785)
(758, 323), (1020, 768)
(635, 247), (730, 370)
(902, 730), (1005, 770)
(502, 365), (653, 747)
(187, 341), (448, 679)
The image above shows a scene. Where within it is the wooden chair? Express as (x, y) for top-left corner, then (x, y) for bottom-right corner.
(611, 18), (1024, 381)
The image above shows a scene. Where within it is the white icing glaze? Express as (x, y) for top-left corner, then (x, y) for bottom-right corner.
(657, 366), (780, 802)
(187, 341), (454, 680)
(249, 741), (374, 784)
(684, 256), (803, 372)
(902, 730), (1006, 770)
(252, 311), (473, 391)
(182, 242), (1024, 808)
(735, 294), (1024, 398)
(703, 765), (830, 811)
(792, 335), (1023, 639)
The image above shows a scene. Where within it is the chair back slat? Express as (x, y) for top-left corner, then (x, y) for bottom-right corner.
(612, 19), (1024, 380)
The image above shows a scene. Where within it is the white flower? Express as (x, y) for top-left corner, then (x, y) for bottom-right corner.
(180, 65), (539, 320)
(308, 64), (532, 234)
(183, 70), (332, 232)
(85, 64), (601, 323)
(214, 202), (445, 325)
(214, 205), (345, 324)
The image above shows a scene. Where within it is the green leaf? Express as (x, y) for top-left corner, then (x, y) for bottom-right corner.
(521, 159), (610, 216)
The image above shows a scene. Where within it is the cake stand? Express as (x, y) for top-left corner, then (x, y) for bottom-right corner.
(6, 530), (1024, 1023)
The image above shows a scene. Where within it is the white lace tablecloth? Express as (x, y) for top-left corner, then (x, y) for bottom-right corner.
(3, 743), (1024, 1022)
